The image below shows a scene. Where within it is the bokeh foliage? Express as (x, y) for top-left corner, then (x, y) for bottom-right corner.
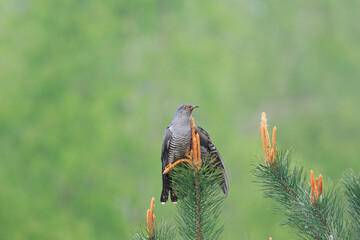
(1, 0), (360, 239)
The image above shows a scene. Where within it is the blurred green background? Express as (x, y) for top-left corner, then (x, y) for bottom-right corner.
(1, 0), (360, 239)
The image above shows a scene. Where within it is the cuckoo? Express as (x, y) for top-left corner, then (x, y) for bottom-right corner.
(160, 104), (229, 203)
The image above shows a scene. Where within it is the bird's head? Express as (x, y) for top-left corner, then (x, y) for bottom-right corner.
(173, 104), (199, 121)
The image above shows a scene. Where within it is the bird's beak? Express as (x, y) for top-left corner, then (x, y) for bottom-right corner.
(189, 105), (199, 110)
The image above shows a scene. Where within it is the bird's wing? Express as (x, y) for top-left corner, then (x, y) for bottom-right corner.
(161, 126), (172, 173)
(195, 125), (229, 196)
(161, 126), (177, 203)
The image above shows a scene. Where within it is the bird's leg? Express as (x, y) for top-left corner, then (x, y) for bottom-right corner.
(163, 159), (190, 174)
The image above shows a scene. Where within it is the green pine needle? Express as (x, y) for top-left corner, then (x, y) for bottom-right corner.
(342, 169), (360, 238)
(252, 148), (346, 239)
(131, 220), (175, 240)
(170, 156), (226, 240)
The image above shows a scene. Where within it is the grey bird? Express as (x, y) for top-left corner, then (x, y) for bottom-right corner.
(160, 104), (229, 203)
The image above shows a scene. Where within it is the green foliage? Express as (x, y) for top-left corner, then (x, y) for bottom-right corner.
(131, 220), (175, 240)
(252, 148), (359, 239)
(171, 159), (225, 240)
(342, 169), (360, 238)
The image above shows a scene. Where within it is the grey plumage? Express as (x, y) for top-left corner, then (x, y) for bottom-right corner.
(160, 104), (229, 203)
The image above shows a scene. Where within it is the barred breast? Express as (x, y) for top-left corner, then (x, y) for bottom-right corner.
(167, 130), (191, 163)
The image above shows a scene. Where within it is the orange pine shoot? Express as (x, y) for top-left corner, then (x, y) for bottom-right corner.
(146, 197), (156, 238)
(261, 125), (268, 163)
(310, 171), (324, 203)
(260, 112), (277, 165)
(319, 174), (323, 196)
(310, 170), (315, 203)
(192, 134), (197, 168)
(315, 178), (319, 201)
(162, 159), (190, 174)
(150, 197), (155, 224)
(191, 116), (195, 143)
(310, 170), (314, 196)
(146, 209), (151, 236)
(272, 127), (277, 154)
(196, 133), (201, 170)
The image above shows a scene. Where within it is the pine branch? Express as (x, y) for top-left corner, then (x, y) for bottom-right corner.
(252, 150), (330, 239)
(131, 221), (175, 240)
(342, 169), (360, 238)
(252, 112), (345, 239)
(170, 158), (225, 240)
(131, 197), (175, 240)
(195, 174), (202, 240)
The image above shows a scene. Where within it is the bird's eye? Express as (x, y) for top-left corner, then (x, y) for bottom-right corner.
(183, 106), (188, 110)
